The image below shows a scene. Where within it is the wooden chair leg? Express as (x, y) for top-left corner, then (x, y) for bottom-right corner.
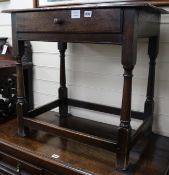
(58, 42), (68, 119)
(144, 36), (159, 134)
(16, 41), (29, 137)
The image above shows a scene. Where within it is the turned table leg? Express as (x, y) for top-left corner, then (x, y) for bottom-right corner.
(116, 9), (138, 170)
(117, 66), (133, 170)
(58, 42), (68, 119)
(144, 36), (159, 133)
(16, 41), (29, 137)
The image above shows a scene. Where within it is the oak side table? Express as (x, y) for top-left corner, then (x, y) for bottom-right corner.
(4, 2), (167, 172)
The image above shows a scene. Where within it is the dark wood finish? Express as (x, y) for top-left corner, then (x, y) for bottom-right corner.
(0, 118), (169, 175)
(27, 100), (60, 118)
(0, 38), (33, 121)
(22, 41), (34, 110)
(15, 41), (30, 137)
(68, 98), (145, 120)
(116, 8), (137, 170)
(138, 10), (160, 38)
(0, 64), (32, 121)
(0, 151), (42, 174)
(58, 42), (68, 119)
(130, 117), (152, 149)
(35, 111), (119, 141)
(144, 36), (159, 116)
(24, 116), (117, 151)
(17, 33), (123, 44)
(16, 9), (122, 33)
(4, 2), (166, 172)
(5, 3), (166, 14)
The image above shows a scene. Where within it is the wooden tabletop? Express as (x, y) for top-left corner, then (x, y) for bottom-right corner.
(3, 1), (167, 14)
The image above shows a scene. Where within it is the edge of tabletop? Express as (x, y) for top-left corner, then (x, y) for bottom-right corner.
(2, 2), (168, 14)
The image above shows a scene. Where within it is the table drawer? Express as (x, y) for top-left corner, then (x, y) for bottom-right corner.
(16, 8), (122, 33)
(0, 152), (42, 175)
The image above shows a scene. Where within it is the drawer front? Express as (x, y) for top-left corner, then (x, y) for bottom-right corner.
(16, 9), (122, 33)
(0, 152), (42, 175)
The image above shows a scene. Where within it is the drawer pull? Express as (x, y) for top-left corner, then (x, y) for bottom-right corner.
(16, 162), (21, 173)
(54, 18), (63, 25)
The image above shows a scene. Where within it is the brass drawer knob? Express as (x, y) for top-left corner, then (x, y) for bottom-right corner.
(54, 18), (63, 25)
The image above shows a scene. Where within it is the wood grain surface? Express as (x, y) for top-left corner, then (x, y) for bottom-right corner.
(0, 112), (168, 174)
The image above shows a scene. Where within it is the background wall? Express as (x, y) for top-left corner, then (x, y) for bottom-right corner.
(0, 0), (169, 136)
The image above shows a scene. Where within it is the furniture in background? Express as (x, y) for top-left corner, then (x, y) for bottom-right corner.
(4, 1), (167, 173)
(0, 118), (169, 175)
(0, 37), (33, 121)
